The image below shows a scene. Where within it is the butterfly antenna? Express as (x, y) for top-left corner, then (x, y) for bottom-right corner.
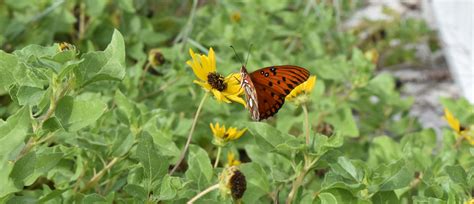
(244, 44), (253, 67)
(230, 45), (244, 66)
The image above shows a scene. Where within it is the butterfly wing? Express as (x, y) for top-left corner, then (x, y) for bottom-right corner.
(240, 66), (260, 120)
(249, 65), (310, 120)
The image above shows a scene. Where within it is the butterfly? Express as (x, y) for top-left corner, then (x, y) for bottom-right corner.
(240, 65), (310, 121)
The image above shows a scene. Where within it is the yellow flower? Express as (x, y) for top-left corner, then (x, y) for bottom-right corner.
(230, 11), (241, 23)
(286, 75), (317, 103)
(226, 152), (241, 167)
(444, 108), (474, 146)
(364, 48), (379, 65)
(187, 48), (245, 106)
(210, 123), (246, 146)
(219, 166), (247, 201)
(148, 48), (165, 67)
(58, 42), (75, 52)
(444, 108), (461, 133)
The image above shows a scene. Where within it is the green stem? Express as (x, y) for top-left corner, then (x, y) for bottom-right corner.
(213, 147), (222, 168)
(187, 183), (219, 204)
(302, 104), (310, 146)
(170, 93), (208, 175)
(286, 155), (319, 204)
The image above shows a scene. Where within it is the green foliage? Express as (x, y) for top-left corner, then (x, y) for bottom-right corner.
(0, 1), (472, 203)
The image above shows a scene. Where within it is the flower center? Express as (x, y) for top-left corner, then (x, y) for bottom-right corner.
(207, 72), (227, 91)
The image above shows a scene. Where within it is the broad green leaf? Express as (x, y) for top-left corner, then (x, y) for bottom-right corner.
(317, 192), (337, 204)
(319, 188), (358, 203)
(367, 136), (402, 167)
(75, 29), (125, 87)
(0, 107), (30, 165)
(124, 184), (147, 200)
(55, 96), (107, 131)
(114, 90), (137, 126)
(373, 160), (412, 191)
(241, 162), (271, 203)
(136, 133), (168, 187)
(246, 122), (293, 152)
(159, 175), (183, 200)
(445, 165), (467, 187)
(24, 152), (63, 185)
(185, 145), (213, 190)
(310, 132), (343, 156)
(0, 51), (18, 87)
(325, 105), (359, 137)
(330, 157), (364, 183)
(111, 132), (134, 157)
(16, 86), (45, 106)
(0, 108), (31, 197)
(371, 191), (399, 204)
(10, 151), (36, 187)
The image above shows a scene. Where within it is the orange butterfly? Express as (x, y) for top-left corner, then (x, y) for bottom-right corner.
(240, 65), (310, 121)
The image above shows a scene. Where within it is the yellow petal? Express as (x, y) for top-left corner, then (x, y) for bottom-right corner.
(225, 94), (246, 107)
(187, 49), (207, 81)
(200, 55), (211, 75)
(304, 76), (317, 93)
(444, 108), (461, 133)
(193, 80), (212, 91)
(209, 47), (216, 73)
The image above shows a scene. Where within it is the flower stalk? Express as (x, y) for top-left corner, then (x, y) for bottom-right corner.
(214, 147), (222, 168)
(170, 92), (208, 175)
(187, 184), (220, 204)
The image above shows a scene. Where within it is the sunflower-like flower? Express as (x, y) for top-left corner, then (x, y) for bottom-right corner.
(286, 75), (317, 104)
(187, 48), (245, 106)
(226, 152), (241, 167)
(210, 123), (246, 147)
(219, 166), (247, 201)
(58, 42), (75, 52)
(444, 108), (474, 145)
(148, 48), (165, 67)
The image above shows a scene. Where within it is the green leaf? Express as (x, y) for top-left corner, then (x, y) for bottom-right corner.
(367, 136), (402, 167)
(325, 105), (359, 137)
(317, 192), (338, 204)
(16, 86), (46, 106)
(24, 152), (63, 185)
(319, 188), (358, 203)
(373, 160), (412, 191)
(185, 145), (213, 190)
(246, 122), (294, 152)
(159, 175), (183, 200)
(10, 151), (36, 187)
(136, 133), (168, 186)
(371, 191), (399, 204)
(124, 184), (147, 200)
(114, 90), (138, 126)
(310, 132), (343, 156)
(0, 51), (18, 87)
(0, 107), (30, 165)
(55, 96), (107, 131)
(445, 165), (467, 187)
(75, 29), (125, 87)
(330, 157), (364, 183)
(241, 163), (271, 203)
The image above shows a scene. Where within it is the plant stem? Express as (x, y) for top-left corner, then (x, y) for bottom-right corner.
(187, 183), (219, 204)
(170, 93), (208, 175)
(286, 155), (319, 204)
(80, 157), (119, 193)
(213, 147), (222, 168)
(302, 104), (310, 145)
(286, 167), (308, 204)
